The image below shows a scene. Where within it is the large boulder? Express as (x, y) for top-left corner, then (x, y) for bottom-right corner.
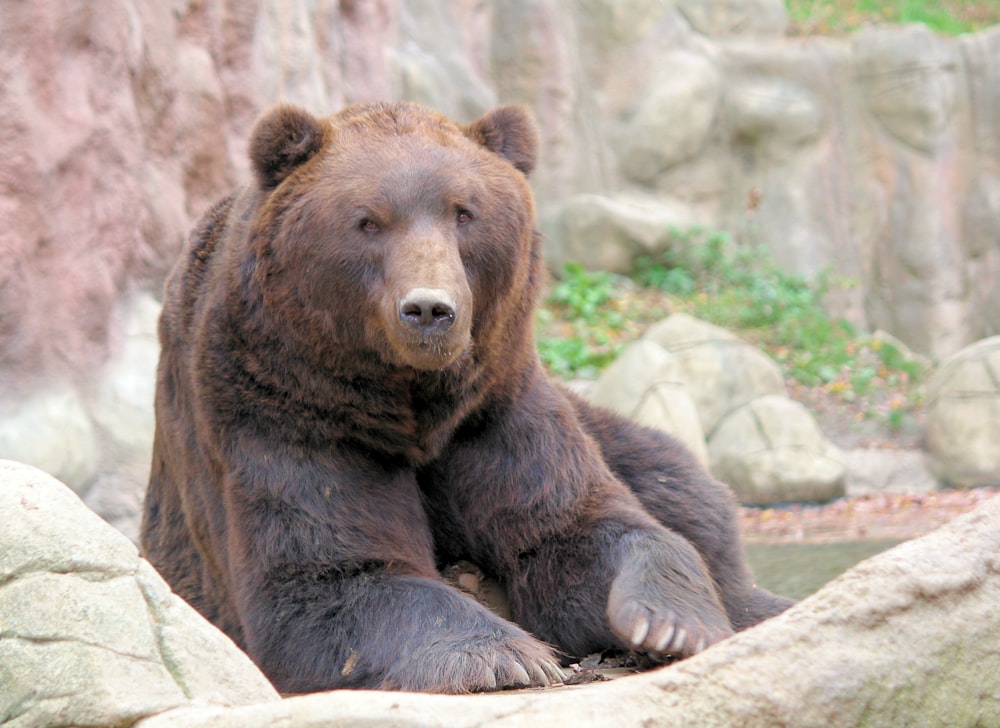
(643, 313), (787, 436)
(541, 193), (697, 274)
(615, 51), (722, 184)
(926, 336), (1000, 487)
(843, 447), (937, 496)
(0, 460), (279, 727)
(708, 395), (846, 504)
(141, 494), (1000, 727)
(590, 340), (708, 465)
(0, 384), (98, 493)
(676, 0), (789, 37)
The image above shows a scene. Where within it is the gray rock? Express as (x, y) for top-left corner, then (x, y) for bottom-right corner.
(394, 0), (496, 120)
(926, 336), (1000, 488)
(708, 395), (846, 505)
(542, 193), (697, 274)
(853, 24), (958, 155)
(0, 385), (98, 495)
(0, 459), (279, 727)
(617, 51), (721, 183)
(139, 495), (1000, 727)
(90, 291), (160, 468)
(590, 340), (708, 466)
(84, 291), (162, 541)
(676, 0), (789, 37)
(843, 447), (938, 496)
(643, 314), (786, 435)
(724, 76), (824, 154)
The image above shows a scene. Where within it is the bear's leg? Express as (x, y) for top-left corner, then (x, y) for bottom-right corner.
(508, 517), (735, 659)
(425, 376), (736, 662)
(222, 441), (562, 693)
(143, 464), (230, 631)
(569, 393), (794, 629)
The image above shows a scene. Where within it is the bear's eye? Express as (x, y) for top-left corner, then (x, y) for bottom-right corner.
(456, 209), (473, 225)
(360, 219), (380, 233)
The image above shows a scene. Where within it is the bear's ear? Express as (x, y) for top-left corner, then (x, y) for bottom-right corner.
(464, 105), (539, 176)
(248, 104), (326, 189)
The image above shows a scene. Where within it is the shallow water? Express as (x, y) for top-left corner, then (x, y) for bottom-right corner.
(745, 540), (901, 600)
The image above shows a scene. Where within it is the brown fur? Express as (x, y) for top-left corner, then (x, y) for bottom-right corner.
(142, 101), (791, 694)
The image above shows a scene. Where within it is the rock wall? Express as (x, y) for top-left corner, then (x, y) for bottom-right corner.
(539, 12), (1000, 362)
(1, 1), (1000, 515)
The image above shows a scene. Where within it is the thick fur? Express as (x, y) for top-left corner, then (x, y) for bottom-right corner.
(142, 101), (791, 695)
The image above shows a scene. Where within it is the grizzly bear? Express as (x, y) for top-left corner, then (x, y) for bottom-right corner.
(142, 101), (791, 694)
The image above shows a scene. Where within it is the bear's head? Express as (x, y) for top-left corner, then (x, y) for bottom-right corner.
(243, 101), (540, 373)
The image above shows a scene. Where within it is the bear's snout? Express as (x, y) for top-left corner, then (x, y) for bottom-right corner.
(381, 229), (472, 371)
(399, 288), (457, 333)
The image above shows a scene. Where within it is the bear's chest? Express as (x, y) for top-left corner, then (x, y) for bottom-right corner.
(220, 354), (475, 465)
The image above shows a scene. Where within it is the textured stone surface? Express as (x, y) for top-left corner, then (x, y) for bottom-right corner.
(590, 340), (708, 465)
(89, 291), (160, 469)
(593, 315), (846, 501)
(0, 384), (98, 493)
(138, 495), (1000, 727)
(82, 291), (163, 540)
(0, 460), (280, 727)
(708, 395), (846, 505)
(677, 0), (789, 37)
(616, 51), (722, 184)
(844, 448), (938, 496)
(926, 336), (1000, 488)
(643, 314), (787, 436)
(542, 193), (697, 273)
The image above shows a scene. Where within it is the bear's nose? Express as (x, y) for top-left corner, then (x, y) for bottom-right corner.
(398, 288), (457, 332)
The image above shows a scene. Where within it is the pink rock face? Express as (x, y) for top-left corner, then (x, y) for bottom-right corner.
(0, 1), (406, 395)
(0, 4), (198, 391)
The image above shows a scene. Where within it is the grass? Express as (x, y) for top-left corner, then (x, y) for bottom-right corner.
(536, 226), (927, 433)
(786, 0), (1000, 35)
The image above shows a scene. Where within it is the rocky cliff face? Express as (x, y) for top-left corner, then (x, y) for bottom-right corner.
(1, 1), (999, 508)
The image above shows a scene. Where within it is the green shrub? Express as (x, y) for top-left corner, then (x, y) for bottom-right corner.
(536, 264), (625, 379)
(632, 227), (863, 388)
(537, 225), (925, 432)
(787, 0), (999, 36)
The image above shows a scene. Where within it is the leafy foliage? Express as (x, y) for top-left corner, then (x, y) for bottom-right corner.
(537, 225), (927, 431)
(786, 0), (1000, 36)
(633, 226), (859, 388)
(536, 264), (625, 379)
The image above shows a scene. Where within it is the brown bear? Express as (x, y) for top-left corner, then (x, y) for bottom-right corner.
(142, 101), (791, 694)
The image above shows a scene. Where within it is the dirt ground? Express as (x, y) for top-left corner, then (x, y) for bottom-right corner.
(740, 487), (999, 544)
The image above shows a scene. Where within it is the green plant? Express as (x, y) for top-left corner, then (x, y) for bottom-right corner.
(545, 263), (621, 325)
(633, 228), (861, 387)
(538, 226), (927, 432)
(786, 0), (1000, 36)
(536, 264), (627, 379)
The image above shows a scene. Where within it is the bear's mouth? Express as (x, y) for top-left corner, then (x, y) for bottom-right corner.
(396, 330), (471, 371)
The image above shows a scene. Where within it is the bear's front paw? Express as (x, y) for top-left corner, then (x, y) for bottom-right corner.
(607, 543), (734, 660)
(384, 622), (564, 693)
